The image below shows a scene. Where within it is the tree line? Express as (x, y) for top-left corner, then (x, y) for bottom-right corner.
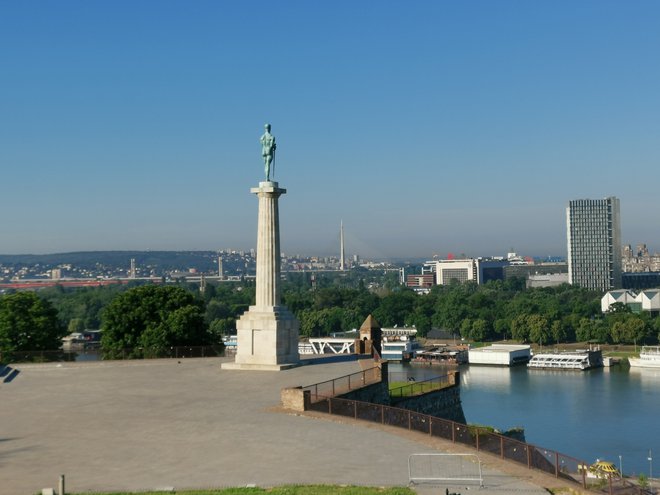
(1, 276), (660, 359)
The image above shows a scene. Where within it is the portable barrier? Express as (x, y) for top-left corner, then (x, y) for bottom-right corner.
(408, 453), (483, 487)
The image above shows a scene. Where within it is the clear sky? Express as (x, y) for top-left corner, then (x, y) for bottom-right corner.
(2, 1), (659, 259)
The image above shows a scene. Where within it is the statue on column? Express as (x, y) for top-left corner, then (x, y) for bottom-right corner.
(260, 123), (276, 181)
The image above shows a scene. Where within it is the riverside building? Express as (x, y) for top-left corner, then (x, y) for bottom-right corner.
(566, 196), (622, 291)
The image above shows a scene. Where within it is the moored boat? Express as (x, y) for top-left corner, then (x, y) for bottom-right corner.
(527, 348), (603, 370)
(629, 346), (660, 369)
(411, 346), (468, 365)
(381, 335), (420, 362)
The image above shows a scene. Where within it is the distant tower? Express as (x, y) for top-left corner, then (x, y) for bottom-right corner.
(218, 256), (224, 278)
(340, 220), (345, 271)
(567, 196), (622, 291)
(129, 258), (136, 279)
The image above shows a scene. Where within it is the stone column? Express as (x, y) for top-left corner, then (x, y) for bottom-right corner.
(253, 182), (283, 309)
(222, 181), (300, 371)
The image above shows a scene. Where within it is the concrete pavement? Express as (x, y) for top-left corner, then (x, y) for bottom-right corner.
(1, 357), (559, 494)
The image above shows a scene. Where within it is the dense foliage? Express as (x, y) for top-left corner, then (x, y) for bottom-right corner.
(0, 292), (65, 357)
(280, 278), (660, 345)
(5, 273), (660, 354)
(101, 285), (209, 357)
(41, 284), (129, 330)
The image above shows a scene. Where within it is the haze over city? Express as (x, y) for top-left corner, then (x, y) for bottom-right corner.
(2, 1), (660, 259)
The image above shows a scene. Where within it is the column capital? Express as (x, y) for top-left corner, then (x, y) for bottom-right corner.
(251, 181), (287, 195)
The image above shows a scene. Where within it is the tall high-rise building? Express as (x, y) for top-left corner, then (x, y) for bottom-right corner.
(566, 196), (622, 291)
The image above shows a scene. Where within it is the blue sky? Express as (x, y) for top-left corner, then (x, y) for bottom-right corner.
(2, 1), (659, 259)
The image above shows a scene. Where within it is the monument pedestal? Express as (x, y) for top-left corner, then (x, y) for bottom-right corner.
(222, 180), (300, 371)
(222, 305), (300, 371)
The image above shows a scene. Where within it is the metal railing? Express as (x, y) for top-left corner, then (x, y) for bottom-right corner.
(301, 366), (382, 403)
(307, 394), (651, 494)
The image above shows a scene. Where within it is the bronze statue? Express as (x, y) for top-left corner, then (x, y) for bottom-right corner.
(260, 124), (276, 181)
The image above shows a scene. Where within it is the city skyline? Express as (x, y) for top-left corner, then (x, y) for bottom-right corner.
(2, 2), (660, 258)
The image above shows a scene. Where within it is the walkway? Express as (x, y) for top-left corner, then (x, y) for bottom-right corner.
(1, 357), (568, 494)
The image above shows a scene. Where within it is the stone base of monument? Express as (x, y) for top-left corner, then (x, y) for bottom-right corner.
(221, 305), (300, 371)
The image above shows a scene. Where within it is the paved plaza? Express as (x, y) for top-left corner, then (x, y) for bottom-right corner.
(1, 357), (559, 495)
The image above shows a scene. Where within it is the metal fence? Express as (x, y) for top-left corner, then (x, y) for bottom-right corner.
(1, 345), (226, 364)
(389, 373), (453, 399)
(301, 366), (382, 402)
(307, 394), (652, 494)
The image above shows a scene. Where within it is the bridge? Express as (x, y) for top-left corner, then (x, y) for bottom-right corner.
(303, 338), (356, 354)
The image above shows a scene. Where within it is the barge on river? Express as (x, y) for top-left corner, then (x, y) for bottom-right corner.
(527, 348), (603, 370)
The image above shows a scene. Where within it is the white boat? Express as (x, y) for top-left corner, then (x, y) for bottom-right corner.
(381, 335), (420, 361)
(629, 346), (660, 369)
(527, 349), (602, 370)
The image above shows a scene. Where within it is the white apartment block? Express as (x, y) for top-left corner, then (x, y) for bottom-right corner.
(566, 197), (622, 291)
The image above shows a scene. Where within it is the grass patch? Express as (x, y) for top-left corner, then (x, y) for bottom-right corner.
(388, 380), (445, 396)
(604, 351), (636, 358)
(71, 486), (416, 495)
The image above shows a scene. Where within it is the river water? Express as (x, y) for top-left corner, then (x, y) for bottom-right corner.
(390, 363), (660, 477)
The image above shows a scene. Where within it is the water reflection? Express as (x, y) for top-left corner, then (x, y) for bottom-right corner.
(460, 363), (513, 392)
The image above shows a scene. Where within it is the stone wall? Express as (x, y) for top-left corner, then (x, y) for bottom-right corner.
(281, 386), (309, 411)
(391, 384), (466, 423)
(337, 380), (390, 405)
(280, 366), (466, 425)
(339, 369), (466, 423)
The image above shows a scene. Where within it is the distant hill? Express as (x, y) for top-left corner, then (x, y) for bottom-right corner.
(0, 251), (220, 272)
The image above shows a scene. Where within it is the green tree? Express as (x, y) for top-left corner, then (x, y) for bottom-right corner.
(493, 318), (510, 339)
(205, 299), (232, 323)
(619, 316), (648, 345)
(550, 320), (567, 343)
(299, 308), (324, 338)
(68, 317), (86, 333)
(101, 285), (209, 357)
(459, 318), (473, 339)
(576, 317), (594, 342)
(208, 318), (235, 340)
(471, 319), (489, 341)
(653, 317), (660, 342)
(0, 292), (65, 357)
(607, 302), (632, 314)
(373, 290), (416, 327)
(510, 314), (530, 342)
(528, 314), (550, 345)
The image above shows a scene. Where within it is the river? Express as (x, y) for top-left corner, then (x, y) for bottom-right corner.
(390, 362), (660, 478)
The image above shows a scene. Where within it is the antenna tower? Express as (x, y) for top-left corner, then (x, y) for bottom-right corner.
(340, 220), (345, 271)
